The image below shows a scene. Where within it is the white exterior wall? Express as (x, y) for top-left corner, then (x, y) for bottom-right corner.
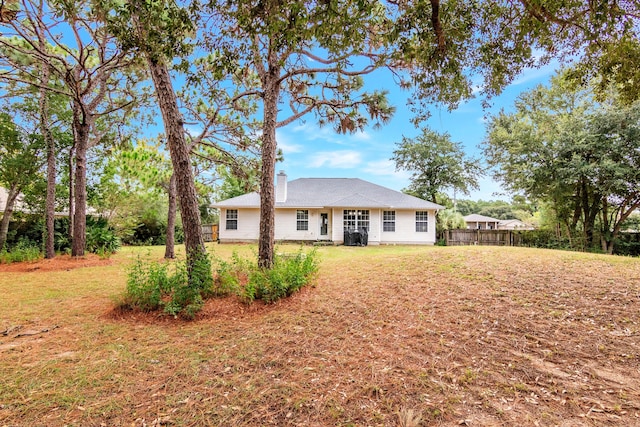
(369, 209), (381, 243)
(218, 208), (261, 242)
(219, 208), (325, 242)
(219, 207), (438, 245)
(274, 208), (320, 241)
(380, 209), (437, 245)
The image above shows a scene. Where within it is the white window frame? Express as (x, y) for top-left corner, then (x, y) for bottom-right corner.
(416, 211), (429, 232)
(383, 210), (395, 232)
(296, 209), (309, 231)
(226, 209), (238, 230)
(343, 209), (370, 231)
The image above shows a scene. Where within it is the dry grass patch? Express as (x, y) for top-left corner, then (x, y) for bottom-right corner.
(1, 244), (639, 426)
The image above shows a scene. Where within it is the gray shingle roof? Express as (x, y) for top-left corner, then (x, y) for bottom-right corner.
(212, 178), (444, 210)
(464, 214), (501, 222)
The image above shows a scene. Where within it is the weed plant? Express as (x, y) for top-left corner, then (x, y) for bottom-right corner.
(165, 252), (213, 319)
(121, 256), (174, 311)
(0, 239), (42, 264)
(119, 253), (214, 319)
(215, 247), (319, 304)
(211, 251), (253, 297)
(119, 247), (319, 319)
(86, 224), (121, 256)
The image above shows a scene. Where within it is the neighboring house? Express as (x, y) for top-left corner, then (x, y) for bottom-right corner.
(498, 218), (532, 230)
(212, 171), (444, 245)
(0, 186), (27, 214)
(464, 214), (500, 230)
(463, 214), (533, 230)
(0, 186), (97, 217)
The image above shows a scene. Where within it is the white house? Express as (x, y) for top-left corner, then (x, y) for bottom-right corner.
(498, 218), (532, 230)
(212, 171), (444, 245)
(0, 186), (27, 214)
(463, 214), (533, 231)
(464, 214), (501, 230)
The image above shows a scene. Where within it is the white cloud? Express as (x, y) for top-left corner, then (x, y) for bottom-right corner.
(277, 140), (304, 154)
(287, 122), (371, 145)
(353, 131), (371, 141)
(184, 124), (204, 137)
(276, 130), (304, 154)
(291, 122), (337, 142)
(510, 61), (559, 87)
(309, 151), (362, 168)
(471, 85), (483, 95)
(362, 159), (399, 176)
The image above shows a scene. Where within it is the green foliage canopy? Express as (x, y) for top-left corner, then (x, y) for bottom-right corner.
(484, 73), (640, 252)
(392, 128), (483, 204)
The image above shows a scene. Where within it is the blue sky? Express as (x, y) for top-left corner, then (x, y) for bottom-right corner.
(275, 60), (561, 202)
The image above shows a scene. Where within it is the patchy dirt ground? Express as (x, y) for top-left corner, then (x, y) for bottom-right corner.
(0, 253), (113, 273)
(1, 246), (640, 426)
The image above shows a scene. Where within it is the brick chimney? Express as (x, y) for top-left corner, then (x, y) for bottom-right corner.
(276, 170), (287, 203)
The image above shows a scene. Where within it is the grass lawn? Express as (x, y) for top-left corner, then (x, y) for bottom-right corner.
(1, 244), (639, 426)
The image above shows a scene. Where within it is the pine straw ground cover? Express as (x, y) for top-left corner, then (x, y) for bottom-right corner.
(1, 244), (640, 427)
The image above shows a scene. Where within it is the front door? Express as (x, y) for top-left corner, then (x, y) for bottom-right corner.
(320, 212), (329, 238)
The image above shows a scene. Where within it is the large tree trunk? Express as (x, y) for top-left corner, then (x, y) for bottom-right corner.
(0, 184), (19, 252)
(40, 67), (56, 259)
(602, 199), (640, 255)
(257, 72), (280, 269)
(146, 57), (206, 268)
(164, 172), (176, 259)
(71, 107), (90, 257)
(68, 143), (75, 246)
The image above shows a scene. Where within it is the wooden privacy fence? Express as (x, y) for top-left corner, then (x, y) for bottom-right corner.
(202, 224), (219, 242)
(444, 229), (524, 246)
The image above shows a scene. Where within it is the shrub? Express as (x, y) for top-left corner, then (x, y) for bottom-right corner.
(119, 252), (213, 319)
(214, 248), (319, 304)
(613, 235), (640, 257)
(165, 252), (213, 319)
(120, 256), (174, 311)
(212, 251), (253, 297)
(0, 239), (42, 264)
(86, 222), (121, 255)
(118, 247), (319, 320)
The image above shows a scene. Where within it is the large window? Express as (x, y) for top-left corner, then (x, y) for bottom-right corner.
(415, 211), (428, 232)
(343, 209), (369, 231)
(226, 209), (238, 230)
(296, 210), (309, 231)
(383, 210), (395, 232)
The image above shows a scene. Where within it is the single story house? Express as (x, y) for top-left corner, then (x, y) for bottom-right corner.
(212, 171), (444, 245)
(464, 214), (501, 230)
(0, 186), (27, 214)
(1, 186), (99, 217)
(498, 218), (532, 230)
(464, 214), (533, 230)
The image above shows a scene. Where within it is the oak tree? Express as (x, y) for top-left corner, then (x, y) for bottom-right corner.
(392, 129), (483, 205)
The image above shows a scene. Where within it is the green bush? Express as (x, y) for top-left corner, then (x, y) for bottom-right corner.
(120, 256), (174, 311)
(212, 251), (254, 297)
(214, 248), (319, 304)
(118, 248), (319, 319)
(119, 252), (213, 319)
(613, 234), (640, 257)
(86, 223), (121, 255)
(0, 239), (42, 264)
(516, 230), (574, 250)
(165, 252), (213, 318)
